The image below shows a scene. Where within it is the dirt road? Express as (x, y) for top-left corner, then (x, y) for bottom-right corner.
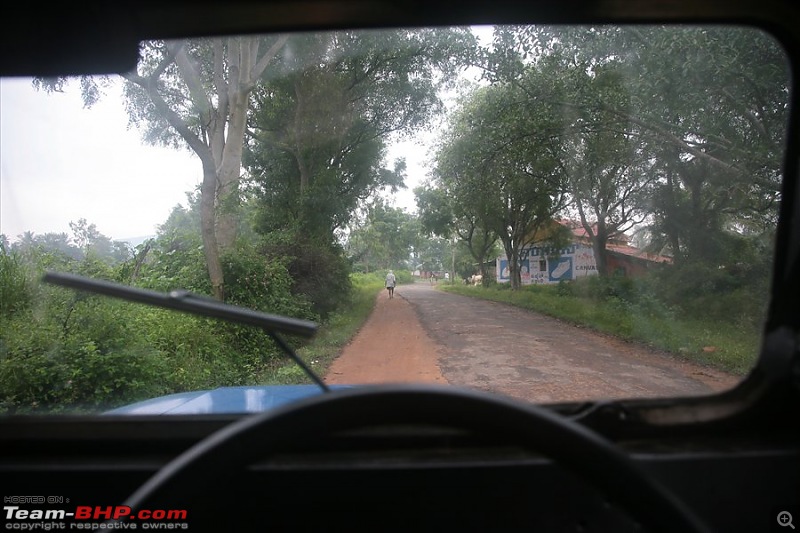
(325, 282), (739, 403)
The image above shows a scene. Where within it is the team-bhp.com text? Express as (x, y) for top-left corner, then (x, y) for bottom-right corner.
(4, 506), (189, 530)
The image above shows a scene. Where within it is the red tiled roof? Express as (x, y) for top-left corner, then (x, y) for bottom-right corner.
(606, 243), (672, 264)
(556, 219), (672, 264)
(558, 218), (629, 245)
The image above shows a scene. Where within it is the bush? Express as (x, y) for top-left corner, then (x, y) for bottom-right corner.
(132, 234), (210, 295)
(583, 274), (637, 301)
(258, 232), (352, 320)
(222, 243), (316, 320)
(0, 247), (35, 318)
(556, 279), (573, 297)
(650, 261), (769, 327)
(0, 296), (169, 413)
(350, 271), (386, 288)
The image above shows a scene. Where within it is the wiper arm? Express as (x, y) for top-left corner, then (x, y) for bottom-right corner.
(42, 271), (330, 392)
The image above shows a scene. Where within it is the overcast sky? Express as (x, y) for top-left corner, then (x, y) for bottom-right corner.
(0, 27), (491, 245)
(1, 77), (203, 243)
(0, 77), (432, 244)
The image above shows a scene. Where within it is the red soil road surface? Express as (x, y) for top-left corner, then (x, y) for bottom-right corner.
(325, 282), (740, 404)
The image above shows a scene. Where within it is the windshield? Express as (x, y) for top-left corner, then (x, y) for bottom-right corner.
(0, 24), (790, 414)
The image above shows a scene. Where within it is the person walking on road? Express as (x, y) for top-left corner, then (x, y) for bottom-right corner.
(385, 270), (396, 299)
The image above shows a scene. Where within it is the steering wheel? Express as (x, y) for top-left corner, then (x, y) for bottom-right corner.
(121, 384), (713, 533)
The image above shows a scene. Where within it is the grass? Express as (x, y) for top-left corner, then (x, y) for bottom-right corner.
(260, 272), (761, 384)
(441, 282), (760, 376)
(257, 274), (385, 385)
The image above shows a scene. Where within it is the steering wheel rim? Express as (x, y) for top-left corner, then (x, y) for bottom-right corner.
(121, 384), (712, 533)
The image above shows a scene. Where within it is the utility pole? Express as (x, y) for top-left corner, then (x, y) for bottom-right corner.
(451, 235), (456, 284)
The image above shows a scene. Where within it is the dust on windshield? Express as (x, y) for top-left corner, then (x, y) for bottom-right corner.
(0, 25), (789, 414)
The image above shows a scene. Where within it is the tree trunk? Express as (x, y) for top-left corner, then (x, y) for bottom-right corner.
(577, 202), (611, 278)
(129, 240), (153, 283)
(664, 168), (684, 264)
(510, 248), (521, 290)
(592, 231), (610, 277)
(215, 87), (249, 251)
(201, 163), (226, 301)
(503, 239), (522, 291)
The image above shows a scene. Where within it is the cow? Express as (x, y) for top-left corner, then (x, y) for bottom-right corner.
(469, 274), (483, 286)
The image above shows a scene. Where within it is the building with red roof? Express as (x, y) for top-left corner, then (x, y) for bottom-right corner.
(495, 219), (671, 285)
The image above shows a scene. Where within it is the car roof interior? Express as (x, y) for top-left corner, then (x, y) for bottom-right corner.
(1, 1), (799, 532)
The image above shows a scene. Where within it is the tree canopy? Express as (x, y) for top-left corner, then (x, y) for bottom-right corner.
(245, 28), (476, 243)
(424, 24), (789, 289)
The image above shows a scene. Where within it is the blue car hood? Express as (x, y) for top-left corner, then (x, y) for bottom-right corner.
(105, 385), (350, 415)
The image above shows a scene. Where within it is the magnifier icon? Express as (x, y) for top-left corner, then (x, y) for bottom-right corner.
(779, 511), (795, 529)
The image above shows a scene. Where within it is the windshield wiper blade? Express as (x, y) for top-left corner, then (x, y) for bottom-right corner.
(42, 271), (330, 392)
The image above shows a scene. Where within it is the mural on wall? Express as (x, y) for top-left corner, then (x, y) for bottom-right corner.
(496, 245), (597, 285)
(573, 246), (597, 278)
(499, 259), (531, 282)
(549, 257), (573, 282)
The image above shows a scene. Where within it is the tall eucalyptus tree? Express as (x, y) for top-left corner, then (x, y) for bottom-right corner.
(36, 35), (290, 300)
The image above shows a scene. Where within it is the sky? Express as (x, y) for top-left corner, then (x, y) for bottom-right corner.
(0, 75), (436, 245)
(0, 27), (493, 245)
(1, 77), (203, 243)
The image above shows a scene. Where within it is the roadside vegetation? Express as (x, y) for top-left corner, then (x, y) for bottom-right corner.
(442, 271), (766, 376)
(0, 237), (405, 414)
(259, 272), (409, 385)
(1, 25), (786, 411)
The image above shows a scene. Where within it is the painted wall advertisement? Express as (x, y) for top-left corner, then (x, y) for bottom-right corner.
(573, 246), (597, 278)
(497, 245), (597, 285)
(499, 259), (529, 282)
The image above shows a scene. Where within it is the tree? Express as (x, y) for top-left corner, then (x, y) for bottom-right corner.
(558, 63), (656, 277)
(409, 234), (449, 277)
(36, 35), (290, 300)
(498, 25), (789, 266)
(245, 28), (476, 243)
(415, 182), (498, 284)
(129, 197), (209, 294)
(433, 81), (567, 290)
(345, 199), (418, 272)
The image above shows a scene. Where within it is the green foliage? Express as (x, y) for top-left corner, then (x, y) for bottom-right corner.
(261, 273), (385, 385)
(649, 258), (769, 329)
(257, 232), (351, 320)
(130, 308), (262, 392)
(134, 204), (210, 294)
(432, 76), (568, 289)
(9, 220), (133, 268)
(247, 28), (476, 243)
(222, 243), (315, 319)
(444, 278), (758, 375)
(0, 294), (169, 413)
(349, 271), (389, 288)
(346, 199), (419, 272)
(415, 185), (455, 238)
(216, 242), (322, 375)
(394, 270), (413, 285)
(435, 25), (787, 288)
(0, 235), (331, 413)
(0, 246), (35, 318)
